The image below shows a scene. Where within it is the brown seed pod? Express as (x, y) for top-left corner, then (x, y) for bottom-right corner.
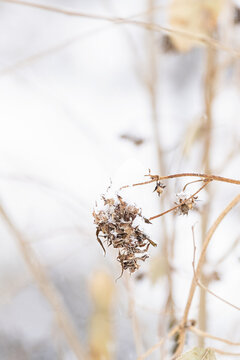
(175, 192), (198, 215)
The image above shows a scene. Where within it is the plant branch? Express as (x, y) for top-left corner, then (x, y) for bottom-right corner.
(211, 348), (240, 356)
(121, 172), (240, 190)
(1, 0), (240, 58)
(189, 326), (240, 346)
(196, 279), (240, 311)
(175, 193), (240, 356)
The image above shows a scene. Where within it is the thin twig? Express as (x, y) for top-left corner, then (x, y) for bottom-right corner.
(121, 172), (240, 190)
(211, 348), (240, 356)
(183, 179), (205, 191)
(196, 279), (240, 311)
(1, 0), (240, 58)
(192, 226), (240, 311)
(0, 5), (166, 76)
(189, 326), (240, 346)
(175, 193), (240, 357)
(198, 45), (217, 347)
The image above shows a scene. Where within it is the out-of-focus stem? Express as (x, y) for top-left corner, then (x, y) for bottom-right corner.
(146, 2), (175, 357)
(199, 46), (216, 347)
(125, 274), (143, 356)
(176, 193), (240, 356)
(147, 0), (165, 175)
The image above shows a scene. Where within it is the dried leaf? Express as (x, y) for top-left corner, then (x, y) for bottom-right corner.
(169, 0), (225, 51)
(177, 347), (217, 360)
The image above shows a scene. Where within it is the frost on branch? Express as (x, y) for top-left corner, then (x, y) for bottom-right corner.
(93, 194), (156, 275)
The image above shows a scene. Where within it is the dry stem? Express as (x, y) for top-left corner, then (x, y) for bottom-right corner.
(189, 326), (240, 346)
(1, 0), (240, 59)
(175, 193), (240, 356)
(198, 44), (216, 347)
(211, 348), (240, 356)
(196, 279), (240, 311)
(121, 173), (240, 190)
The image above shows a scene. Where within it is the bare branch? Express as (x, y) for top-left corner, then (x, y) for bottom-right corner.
(1, 1), (240, 59)
(211, 348), (240, 356)
(189, 326), (240, 346)
(176, 193), (240, 356)
(121, 173), (240, 190)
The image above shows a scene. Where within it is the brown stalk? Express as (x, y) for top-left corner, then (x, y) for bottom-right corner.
(175, 193), (240, 357)
(192, 226), (240, 311)
(198, 45), (216, 347)
(195, 279), (240, 311)
(0, 202), (86, 360)
(146, 1), (175, 354)
(189, 326), (240, 346)
(121, 173), (240, 190)
(211, 348), (240, 356)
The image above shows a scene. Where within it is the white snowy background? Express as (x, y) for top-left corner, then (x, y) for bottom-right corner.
(0, 0), (239, 359)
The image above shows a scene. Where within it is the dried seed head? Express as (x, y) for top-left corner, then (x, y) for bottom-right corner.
(93, 194), (156, 275)
(153, 181), (166, 197)
(175, 192), (198, 215)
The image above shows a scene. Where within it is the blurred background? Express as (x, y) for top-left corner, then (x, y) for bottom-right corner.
(0, 0), (240, 359)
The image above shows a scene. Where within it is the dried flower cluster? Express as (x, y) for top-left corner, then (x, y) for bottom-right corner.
(93, 195), (156, 275)
(175, 192), (198, 215)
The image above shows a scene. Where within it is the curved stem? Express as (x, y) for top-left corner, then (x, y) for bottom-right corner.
(183, 179), (204, 191)
(175, 193), (240, 356)
(121, 173), (240, 190)
(153, 173), (240, 185)
(189, 326), (240, 346)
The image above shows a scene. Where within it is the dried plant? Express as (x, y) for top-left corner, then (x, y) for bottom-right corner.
(93, 195), (156, 275)
(175, 192), (198, 216)
(94, 172), (240, 359)
(1, 1), (240, 360)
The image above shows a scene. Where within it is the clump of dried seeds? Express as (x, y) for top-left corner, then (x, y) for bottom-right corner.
(175, 192), (198, 215)
(93, 195), (156, 275)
